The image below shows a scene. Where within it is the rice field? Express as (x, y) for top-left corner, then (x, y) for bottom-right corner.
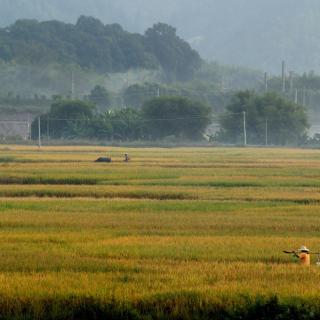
(1, 146), (320, 319)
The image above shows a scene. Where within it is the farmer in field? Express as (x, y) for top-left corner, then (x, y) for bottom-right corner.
(124, 153), (130, 162)
(298, 246), (310, 266)
(284, 245), (311, 266)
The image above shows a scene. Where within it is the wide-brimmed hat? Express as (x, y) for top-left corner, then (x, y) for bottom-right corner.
(299, 245), (310, 253)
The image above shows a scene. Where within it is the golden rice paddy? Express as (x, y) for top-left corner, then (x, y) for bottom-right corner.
(0, 146), (320, 318)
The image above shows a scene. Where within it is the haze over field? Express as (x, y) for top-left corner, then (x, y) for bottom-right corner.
(1, 0), (320, 72)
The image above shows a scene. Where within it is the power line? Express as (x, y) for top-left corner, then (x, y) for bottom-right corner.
(44, 111), (243, 123)
(0, 120), (29, 124)
(46, 115), (217, 123)
(0, 111), (242, 125)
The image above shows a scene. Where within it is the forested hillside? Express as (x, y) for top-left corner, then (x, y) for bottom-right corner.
(0, 16), (201, 81)
(0, 15), (262, 100)
(1, 0), (320, 72)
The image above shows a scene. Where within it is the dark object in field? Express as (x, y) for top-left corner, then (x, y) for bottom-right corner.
(95, 157), (112, 163)
(124, 153), (130, 162)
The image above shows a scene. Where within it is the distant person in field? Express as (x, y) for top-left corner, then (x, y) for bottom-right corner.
(124, 153), (130, 162)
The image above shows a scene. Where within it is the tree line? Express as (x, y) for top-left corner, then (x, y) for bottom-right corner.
(31, 91), (309, 145)
(31, 97), (211, 141)
(216, 91), (308, 145)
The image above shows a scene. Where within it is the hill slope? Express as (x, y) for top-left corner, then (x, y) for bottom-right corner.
(0, 17), (201, 81)
(1, 0), (320, 73)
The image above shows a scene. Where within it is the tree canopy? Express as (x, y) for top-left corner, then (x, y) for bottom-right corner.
(0, 17), (202, 81)
(123, 80), (232, 112)
(3, 1), (320, 73)
(88, 85), (112, 110)
(217, 91), (309, 145)
(145, 23), (201, 81)
(142, 96), (211, 140)
(31, 100), (95, 139)
(31, 97), (212, 141)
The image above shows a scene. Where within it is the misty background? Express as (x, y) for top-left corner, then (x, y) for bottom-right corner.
(0, 0), (320, 145)
(1, 0), (320, 73)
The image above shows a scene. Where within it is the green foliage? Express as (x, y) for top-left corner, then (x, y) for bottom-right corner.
(123, 83), (160, 108)
(88, 85), (112, 110)
(4, 0), (320, 73)
(195, 61), (263, 91)
(31, 100), (96, 139)
(261, 71), (320, 115)
(145, 23), (202, 81)
(217, 91), (309, 145)
(31, 99), (145, 141)
(85, 114), (113, 140)
(50, 100), (95, 119)
(263, 72), (320, 94)
(123, 81), (232, 112)
(31, 96), (212, 141)
(0, 294), (319, 320)
(0, 62), (162, 100)
(108, 108), (145, 141)
(142, 96), (211, 140)
(0, 17), (201, 81)
(165, 81), (232, 113)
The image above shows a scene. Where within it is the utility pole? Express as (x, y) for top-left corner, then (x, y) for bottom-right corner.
(265, 119), (268, 146)
(264, 72), (268, 91)
(47, 115), (50, 141)
(303, 88), (306, 107)
(282, 61), (286, 93)
(243, 111), (247, 146)
(38, 116), (41, 148)
(294, 88), (298, 104)
(157, 87), (160, 97)
(27, 113), (31, 141)
(289, 71), (293, 92)
(71, 70), (75, 100)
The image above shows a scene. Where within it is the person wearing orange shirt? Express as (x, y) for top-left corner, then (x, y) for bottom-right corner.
(298, 246), (310, 266)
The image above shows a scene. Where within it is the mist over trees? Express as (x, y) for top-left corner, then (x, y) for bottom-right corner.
(122, 81), (233, 113)
(88, 85), (112, 111)
(0, 14), (261, 114)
